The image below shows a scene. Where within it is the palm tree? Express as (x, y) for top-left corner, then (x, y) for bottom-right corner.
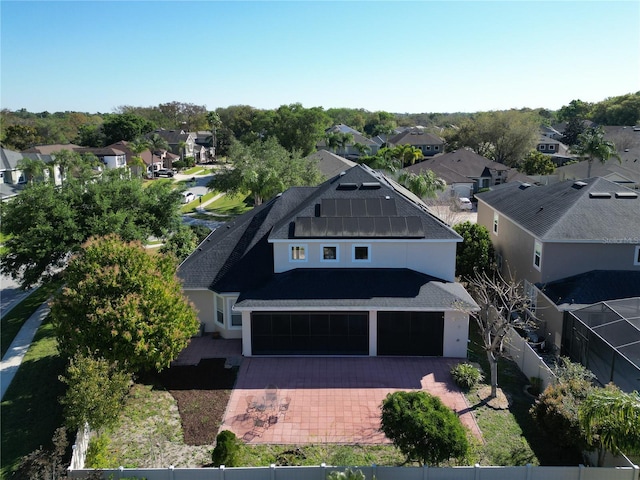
(177, 140), (187, 161)
(16, 157), (45, 184)
(366, 147), (402, 173)
(51, 149), (78, 185)
(128, 137), (150, 177)
(579, 386), (640, 466)
(325, 132), (340, 153)
(571, 127), (620, 177)
(395, 144), (424, 168)
(397, 170), (447, 199)
(147, 133), (169, 174)
(338, 132), (354, 157)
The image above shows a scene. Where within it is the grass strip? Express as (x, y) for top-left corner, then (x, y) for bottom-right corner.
(180, 191), (220, 213)
(1, 280), (61, 358)
(183, 167), (205, 175)
(0, 319), (66, 478)
(204, 193), (253, 216)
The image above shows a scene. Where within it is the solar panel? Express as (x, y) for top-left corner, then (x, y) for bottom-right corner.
(359, 217), (376, 236)
(343, 217), (359, 236)
(326, 217), (342, 236)
(389, 217), (408, 236)
(336, 199), (352, 217)
(374, 217), (392, 236)
(366, 198), (382, 216)
(381, 197), (397, 216)
(351, 198), (367, 216)
(321, 198), (337, 216)
(294, 217), (311, 237)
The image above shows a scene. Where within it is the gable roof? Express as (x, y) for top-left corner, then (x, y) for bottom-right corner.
(476, 177), (640, 241)
(22, 144), (80, 155)
(388, 128), (444, 147)
(178, 165), (461, 292)
(304, 150), (357, 180)
(1, 147), (24, 170)
(537, 270), (640, 309)
(149, 129), (194, 145)
(317, 125), (378, 147)
(403, 149), (510, 184)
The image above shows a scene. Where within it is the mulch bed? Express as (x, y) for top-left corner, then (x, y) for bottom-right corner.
(144, 358), (238, 445)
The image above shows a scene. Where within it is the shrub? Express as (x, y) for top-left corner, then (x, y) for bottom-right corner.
(86, 433), (115, 469)
(212, 430), (241, 467)
(327, 468), (366, 480)
(380, 391), (469, 466)
(450, 363), (483, 390)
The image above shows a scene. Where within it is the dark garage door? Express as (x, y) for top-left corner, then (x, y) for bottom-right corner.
(378, 311), (444, 356)
(251, 312), (369, 355)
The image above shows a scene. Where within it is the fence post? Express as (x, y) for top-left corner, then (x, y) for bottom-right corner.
(578, 464), (584, 480)
(220, 464), (225, 480)
(321, 462), (326, 480)
(526, 463), (532, 480)
(474, 463), (481, 480)
(168, 465), (174, 480)
(118, 466), (124, 480)
(371, 464), (377, 480)
(422, 464), (428, 480)
(631, 463), (639, 480)
(270, 463), (276, 480)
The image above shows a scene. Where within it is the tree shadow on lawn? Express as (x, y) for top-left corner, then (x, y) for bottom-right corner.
(138, 359), (238, 445)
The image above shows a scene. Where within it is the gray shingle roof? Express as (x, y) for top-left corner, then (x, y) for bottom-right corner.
(305, 150), (357, 180)
(403, 149), (511, 183)
(537, 270), (640, 308)
(476, 177), (640, 241)
(235, 268), (477, 310)
(389, 128), (444, 147)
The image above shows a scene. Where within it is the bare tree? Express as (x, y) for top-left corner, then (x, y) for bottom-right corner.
(465, 269), (533, 398)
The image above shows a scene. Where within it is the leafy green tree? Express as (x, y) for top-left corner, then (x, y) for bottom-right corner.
(590, 92), (640, 126)
(147, 133), (169, 172)
(518, 151), (556, 175)
(579, 385), (640, 465)
(380, 391), (469, 466)
(272, 103), (330, 156)
(557, 99), (592, 122)
(207, 137), (322, 205)
(51, 235), (199, 372)
(1, 170), (182, 288)
(2, 124), (42, 150)
(397, 171), (446, 199)
(211, 430), (241, 467)
(325, 132), (341, 153)
(160, 224), (197, 262)
(444, 110), (539, 166)
(16, 156), (46, 184)
(394, 144), (424, 167)
(127, 137), (149, 176)
(360, 147), (402, 172)
(101, 113), (155, 145)
(363, 111), (397, 137)
(452, 222), (494, 279)
(59, 353), (131, 431)
(337, 132), (354, 157)
(561, 117), (587, 146)
(572, 127), (621, 177)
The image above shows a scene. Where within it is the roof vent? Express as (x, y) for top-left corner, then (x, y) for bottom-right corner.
(385, 195), (391, 200)
(573, 181), (588, 189)
(615, 191), (638, 199)
(339, 171), (347, 176)
(520, 182), (532, 189)
(589, 192), (612, 199)
(360, 182), (381, 189)
(336, 182), (358, 190)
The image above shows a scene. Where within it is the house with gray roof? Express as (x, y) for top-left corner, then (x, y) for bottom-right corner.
(476, 178), (640, 354)
(304, 150), (357, 181)
(316, 124), (379, 159)
(178, 164), (477, 357)
(388, 128), (444, 157)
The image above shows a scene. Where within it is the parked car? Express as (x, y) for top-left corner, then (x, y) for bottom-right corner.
(154, 169), (174, 178)
(457, 197), (473, 210)
(181, 191), (196, 204)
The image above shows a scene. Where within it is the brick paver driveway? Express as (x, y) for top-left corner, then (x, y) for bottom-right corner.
(221, 357), (481, 444)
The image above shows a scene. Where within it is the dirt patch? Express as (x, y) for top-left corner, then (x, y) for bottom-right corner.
(476, 386), (510, 410)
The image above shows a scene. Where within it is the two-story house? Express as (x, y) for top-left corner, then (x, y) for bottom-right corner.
(388, 128), (444, 157)
(178, 165), (477, 358)
(476, 178), (640, 353)
(316, 124), (380, 159)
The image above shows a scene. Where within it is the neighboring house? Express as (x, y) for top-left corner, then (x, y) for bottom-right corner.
(317, 124), (379, 159)
(476, 178), (640, 353)
(149, 129), (197, 160)
(403, 149), (519, 198)
(178, 165), (477, 357)
(194, 131), (215, 161)
(22, 143), (80, 155)
(387, 128), (444, 157)
(24, 143), (127, 171)
(1, 147), (27, 199)
(304, 149), (358, 181)
(556, 125), (640, 190)
(535, 137), (575, 166)
(541, 125), (563, 141)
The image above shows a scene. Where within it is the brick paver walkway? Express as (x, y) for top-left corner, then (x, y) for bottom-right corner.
(221, 357), (482, 444)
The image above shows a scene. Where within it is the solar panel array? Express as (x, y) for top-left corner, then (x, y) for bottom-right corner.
(320, 198), (398, 217)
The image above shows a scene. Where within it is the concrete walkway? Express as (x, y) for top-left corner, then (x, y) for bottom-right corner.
(0, 302), (50, 400)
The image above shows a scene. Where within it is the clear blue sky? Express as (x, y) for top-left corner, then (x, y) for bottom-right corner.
(1, 1), (639, 114)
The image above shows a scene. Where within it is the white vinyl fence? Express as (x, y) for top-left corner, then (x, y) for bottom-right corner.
(503, 326), (555, 391)
(67, 463), (639, 480)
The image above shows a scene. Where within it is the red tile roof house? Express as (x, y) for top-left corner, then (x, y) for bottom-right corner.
(178, 165), (478, 357)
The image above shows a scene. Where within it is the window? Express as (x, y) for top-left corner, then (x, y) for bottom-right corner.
(321, 245), (338, 262)
(216, 296), (224, 325)
(228, 299), (242, 327)
(635, 246), (640, 265)
(495, 252), (503, 271)
(549, 144), (555, 151)
(493, 212), (499, 235)
(425, 145), (431, 151)
(290, 245), (307, 261)
(434, 146), (439, 151)
(353, 245), (370, 262)
(533, 240), (542, 270)
(538, 144), (545, 151)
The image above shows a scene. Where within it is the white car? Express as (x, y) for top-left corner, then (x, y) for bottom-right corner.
(457, 197), (473, 210)
(181, 191), (196, 204)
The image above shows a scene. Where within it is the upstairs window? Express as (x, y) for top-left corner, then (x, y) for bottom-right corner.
(533, 240), (542, 270)
(493, 212), (499, 235)
(635, 246), (640, 266)
(353, 245), (370, 262)
(290, 245), (307, 262)
(322, 245), (338, 262)
(216, 296), (224, 325)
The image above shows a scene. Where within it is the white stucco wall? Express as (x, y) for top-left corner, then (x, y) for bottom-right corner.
(272, 240), (457, 281)
(443, 311), (469, 358)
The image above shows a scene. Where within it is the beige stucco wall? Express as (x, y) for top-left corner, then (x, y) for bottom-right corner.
(443, 311), (469, 358)
(183, 289), (214, 331)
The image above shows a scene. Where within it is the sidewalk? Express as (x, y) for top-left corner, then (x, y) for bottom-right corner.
(0, 302), (50, 400)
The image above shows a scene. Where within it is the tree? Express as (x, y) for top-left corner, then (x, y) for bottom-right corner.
(465, 270), (532, 398)
(211, 430), (241, 467)
(51, 235), (199, 372)
(518, 151), (556, 175)
(579, 385), (640, 465)
(444, 110), (539, 166)
(394, 144), (424, 167)
(397, 170), (446, 199)
(452, 222), (494, 279)
(2, 124), (42, 150)
(127, 137), (150, 176)
(271, 103), (330, 156)
(337, 132), (354, 157)
(557, 99), (592, 123)
(75, 123), (105, 147)
(207, 137), (322, 205)
(571, 126), (620, 177)
(363, 111), (397, 137)
(16, 156), (46, 184)
(13, 428), (72, 480)
(361, 147), (402, 173)
(1, 170), (182, 288)
(59, 353), (131, 431)
(561, 117), (587, 146)
(101, 112), (155, 145)
(160, 224), (197, 262)
(380, 391), (469, 466)
(147, 133), (169, 173)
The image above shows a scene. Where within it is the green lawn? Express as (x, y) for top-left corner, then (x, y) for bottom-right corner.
(180, 191), (221, 213)
(1, 280), (62, 357)
(204, 193), (253, 217)
(183, 166), (206, 175)
(0, 319), (66, 478)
